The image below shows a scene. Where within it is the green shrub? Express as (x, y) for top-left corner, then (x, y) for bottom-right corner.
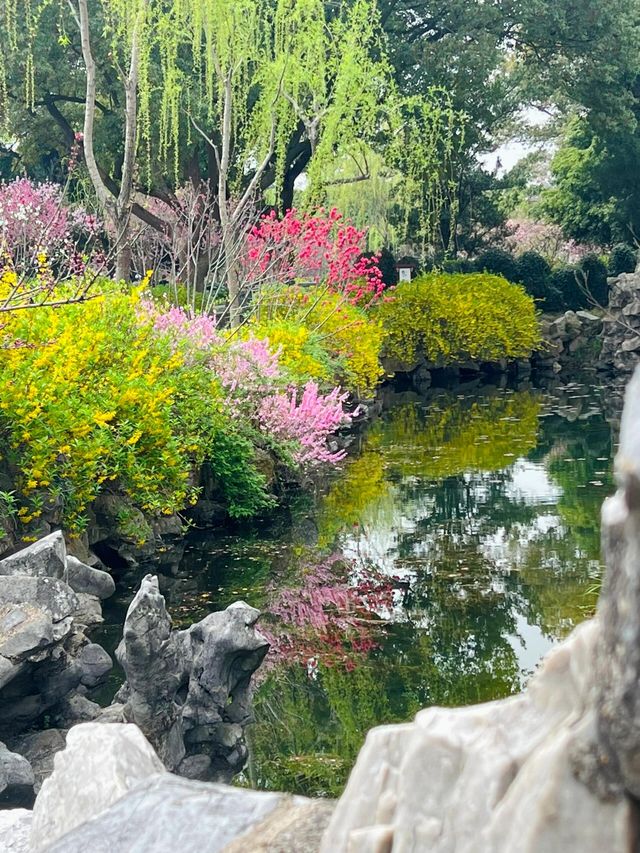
(550, 267), (581, 312)
(440, 257), (476, 274)
(475, 248), (519, 283)
(608, 243), (637, 276)
(577, 254), (608, 307)
(376, 272), (541, 365)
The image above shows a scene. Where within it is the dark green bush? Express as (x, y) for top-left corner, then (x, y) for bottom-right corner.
(608, 243), (637, 276)
(578, 254), (608, 307)
(516, 251), (553, 303)
(475, 248), (519, 283)
(549, 268), (581, 311)
(441, 257), (476, 274)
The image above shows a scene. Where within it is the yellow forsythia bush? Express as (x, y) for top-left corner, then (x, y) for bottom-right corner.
(248, 286), (383, 397)
(376, 273), (541, 365)
(0, 282), (270, 533)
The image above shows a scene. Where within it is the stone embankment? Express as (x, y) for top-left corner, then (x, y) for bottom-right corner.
(600, 269), (640, 373)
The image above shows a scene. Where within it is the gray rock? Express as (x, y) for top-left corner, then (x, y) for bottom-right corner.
(0, 575), (78, 622)
(42, 772), (318, 853)
(30, 723), (165, 851)
(572, 367), (640, 799)
(115, 575), (268, 781)
(0, 605), (54, 660)
(66, 556), (115, 599)
(72, 592), (104, 628)
(51, 693), (102, 727)
(77, 643), (112, 688)
(0, 531), (67, 580)
(0, 741), (34, 807)
(14, 729), (68, 793)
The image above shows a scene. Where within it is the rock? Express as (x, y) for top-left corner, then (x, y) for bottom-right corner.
(0, 742), (34, 807)
(0, 531), (67, 580)
(66, 556), (115, 599)
(621, 335), (640, 352)
(321, 367), (640, 853)
(0, 575), (78, 622)
(321, 620), (636, 853)
(41, 772), (320, 853)
(72, 592), (104, 628)
(13, 729), (68, 794)
(0, 605), (55, 660)
(77, 643), (112, 688)
(222, 798), (335, 853)
(0, 809), (32, 853)
(50, 693), (102, 728)
(115, 575), (269, 781)
(572, 366), (640, 799)
(30, 723), (165, 850)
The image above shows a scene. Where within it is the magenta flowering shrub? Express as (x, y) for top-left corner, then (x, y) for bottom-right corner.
(258, 382), (350, 466)
(0, 178), (102, 275)
(245, 207), (384, 304)
(144, 301), (351, 472)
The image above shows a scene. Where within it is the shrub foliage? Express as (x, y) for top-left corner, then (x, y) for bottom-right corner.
(376, 272), (541, 365)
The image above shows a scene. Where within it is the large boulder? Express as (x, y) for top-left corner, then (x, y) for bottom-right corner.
(113, 575), (269, 781)
(0, 531), (67, 580)
(30, 723), (164, 849)
(66, 556), (115, 600)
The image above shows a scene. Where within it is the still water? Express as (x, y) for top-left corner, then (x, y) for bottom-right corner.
(96, 376), (617, 797)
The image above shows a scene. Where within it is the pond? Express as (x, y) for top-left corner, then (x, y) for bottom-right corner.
(94, 374), (617, 798)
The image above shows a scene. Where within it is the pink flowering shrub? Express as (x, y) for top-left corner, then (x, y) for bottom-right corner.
(258, 382), (351, 467)
(144, 301), (351, 472)
(505, 218), (597, 264)
(244, 207), (384, 305)
(0, 178), (102, 275)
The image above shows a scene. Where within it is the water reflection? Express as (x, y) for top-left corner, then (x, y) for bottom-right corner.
(95, 378), (617, 797)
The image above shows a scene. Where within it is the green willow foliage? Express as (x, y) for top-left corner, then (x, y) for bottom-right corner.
(2, 0), (465, 246)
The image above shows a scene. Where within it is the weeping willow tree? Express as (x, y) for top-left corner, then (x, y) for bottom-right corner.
(2, 0), (466, 308)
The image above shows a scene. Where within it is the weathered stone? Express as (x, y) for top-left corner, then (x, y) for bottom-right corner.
(0, 575), (78, 622)
(621, 335), (640, 352)
(14, 729), (68, 793)
(0, 605), (54, 660)
(30, 723), (165, 850)
(66, 556), (115, 599)
(115, 575), (269, 781)
(571, 367), (640, 800)
(0, 809), (32, 853)
(42, 772), (318, 853)
(77, 643), (112, 688)
(0, 531), (67, 579)
(72, 592), (104, 628)
(0, 741), (34, 808)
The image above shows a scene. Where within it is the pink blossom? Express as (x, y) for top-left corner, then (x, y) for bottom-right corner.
(258, 382), (351, 467)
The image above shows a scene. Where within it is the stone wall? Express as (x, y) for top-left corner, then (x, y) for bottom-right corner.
(599, 270), (640, 373)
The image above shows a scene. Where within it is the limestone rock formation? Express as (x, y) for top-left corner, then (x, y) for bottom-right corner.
(321, 366), (640, 853)
(113, 574), (269, 782)
(0, 533), (114, 777)
(600, 271), (640, 373)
